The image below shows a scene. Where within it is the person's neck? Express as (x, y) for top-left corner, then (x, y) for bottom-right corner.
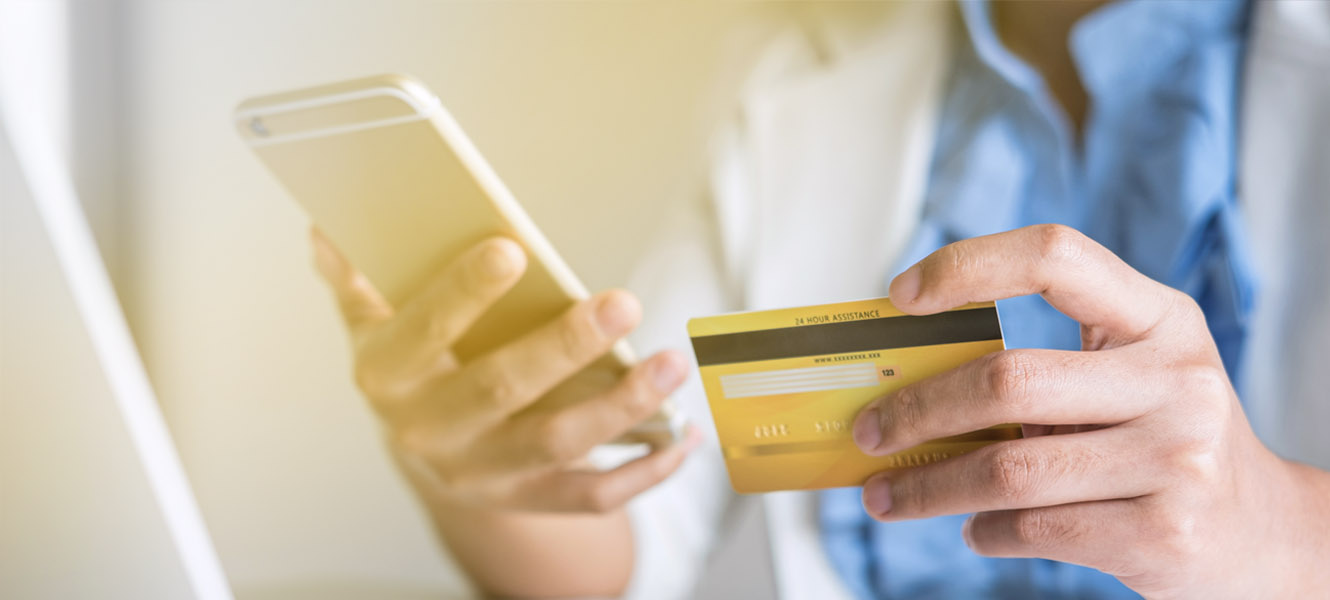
(992, 0), (1109, 138)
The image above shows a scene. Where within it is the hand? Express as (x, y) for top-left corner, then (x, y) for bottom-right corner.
(312, 230), (701, 513)
(852, 224), (1330, 598)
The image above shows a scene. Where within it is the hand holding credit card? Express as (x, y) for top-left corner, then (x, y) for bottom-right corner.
(688, 297), (1020, 493)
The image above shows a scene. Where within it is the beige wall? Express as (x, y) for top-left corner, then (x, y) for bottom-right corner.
(105, 2), (787, 596)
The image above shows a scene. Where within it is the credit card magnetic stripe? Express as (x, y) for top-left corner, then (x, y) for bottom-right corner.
(691, 306), (1002, 366)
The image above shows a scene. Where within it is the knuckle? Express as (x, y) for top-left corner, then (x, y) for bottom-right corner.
(621, 375), (665, 419)
(558, 312), (602, 359)
(1031, 223), (1086, 265)
(986, 351), (1039, 411)
(1009, 509), (1072, 550)
(1165, 288), (1206, 324)
(424, 310), (456, 345)
(1148, 505), (1200, 563)
(1175, 363), (1232, 404)
(1166, 435), (1223, 487)
(1169, 287), (1201, 313)
(887, 386), (927, 440)
(932, 244), (979, 280)
(581, 482), (625, 514)
(1157, 288), (1213, 340)
(987, 445), (1042, 501)
(1170, 363), (1236, 429)
(472, 362), (520, 408)
(535, 415), (584, 463)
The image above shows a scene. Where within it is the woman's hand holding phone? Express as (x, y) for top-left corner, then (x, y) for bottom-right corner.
(312, 230), (701, 513)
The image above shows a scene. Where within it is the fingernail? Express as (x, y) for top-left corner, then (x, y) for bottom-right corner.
(595, 293), (638, 336)
(863, 476), (893, 517)
(480, 240), (521, 279)
(682, 425), (704, 451)
(853, 406), (883, 453)
(650, 353), (685, 394)
(890, 265), (921, 305)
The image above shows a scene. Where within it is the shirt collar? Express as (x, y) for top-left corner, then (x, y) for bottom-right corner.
(957, 0), (1249, 103)
(956, 0), (1041, 95)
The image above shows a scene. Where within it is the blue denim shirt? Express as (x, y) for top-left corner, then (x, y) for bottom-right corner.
(819, 0), (1253, 597)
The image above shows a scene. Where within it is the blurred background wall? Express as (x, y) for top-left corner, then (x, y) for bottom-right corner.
(5, 1), (796, 597)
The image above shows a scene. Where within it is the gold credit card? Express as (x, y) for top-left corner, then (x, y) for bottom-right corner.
(688, 297), (1020, 493)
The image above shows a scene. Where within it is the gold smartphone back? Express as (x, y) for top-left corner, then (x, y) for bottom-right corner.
(235, 74), (681, 445)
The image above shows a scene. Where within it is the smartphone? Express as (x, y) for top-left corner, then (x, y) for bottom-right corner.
(234, 73), (682, 446)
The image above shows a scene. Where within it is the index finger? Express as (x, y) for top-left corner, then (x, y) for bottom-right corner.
(888, 224), (1179, 342)
(380, 236), (527, 356)
(852, 347), (1161, 457)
